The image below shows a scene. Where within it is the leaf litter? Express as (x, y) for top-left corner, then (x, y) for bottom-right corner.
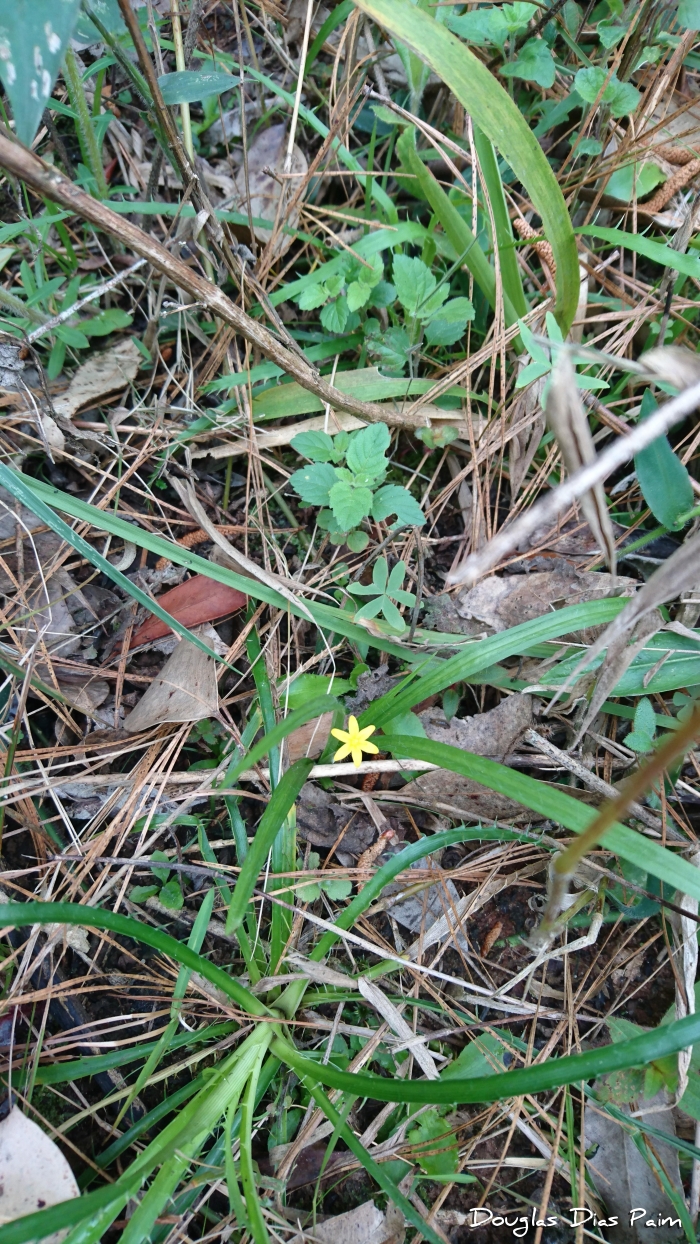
(2, 3), (700, 1244)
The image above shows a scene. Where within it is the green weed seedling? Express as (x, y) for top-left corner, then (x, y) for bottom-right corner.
(289, 421), (425, 550)
(130, 851), (184, 912)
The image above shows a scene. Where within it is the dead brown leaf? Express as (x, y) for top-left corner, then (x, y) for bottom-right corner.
(124, 625), (219, 732)
(52, 337), (141, 419)
(234, 124), (308, 259)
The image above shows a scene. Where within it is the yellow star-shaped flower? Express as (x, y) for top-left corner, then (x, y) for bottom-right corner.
(331, 716), (379, 768)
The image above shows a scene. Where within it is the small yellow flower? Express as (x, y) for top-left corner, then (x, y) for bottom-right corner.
(331, 716), (379, 768)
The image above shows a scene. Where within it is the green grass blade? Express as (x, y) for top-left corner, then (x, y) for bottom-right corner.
(0, 903), (269, 1016)
(0, 466), (223, 665)
(272, 1009), (700, 1103)
(379, 735), (700, 898)
(298, 1079), (445, 1244)
(0, 1182), (140, 1244)
(353, 0), (579, 329)
(361, 597), (627, 728)
(577, 225), (700, 281)
(15, 472), (417, 660)
(396, 125), (520, 325)
(226, 758), (315, 934)
(472, 124), (528, 318)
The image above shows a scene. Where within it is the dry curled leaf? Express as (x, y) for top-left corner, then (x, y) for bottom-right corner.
(0, 1108), (80, 1244)
(124, 625), (219, 732)
(52, 337), (141, 419)
(545, 352), (617, 575)
(234, 123), (308, 259)
(292, 1200), (405, 1244)
(129, 574), (246, 648)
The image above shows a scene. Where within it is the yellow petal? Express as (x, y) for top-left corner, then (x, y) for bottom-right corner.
(351, 746), (364, 767)
(333, 742), (352, 762)
(363, 740), (379, 755)
(358, 724), (376, 741)
(347, 715), (359, 733)
(331, 728), (350, 744)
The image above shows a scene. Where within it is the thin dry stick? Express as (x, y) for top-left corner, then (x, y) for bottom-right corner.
(539, 702), (700, 935)
(0, 133), (424, 429)
(446, 374), (700, 587)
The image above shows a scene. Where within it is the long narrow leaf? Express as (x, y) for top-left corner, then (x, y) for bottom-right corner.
(353, 0), (579, 329)
(226, 758), (314, 933)
(271, 1010), (700, 1103)
(0, 903), (269, 1016)
(379, 735), (700, 899)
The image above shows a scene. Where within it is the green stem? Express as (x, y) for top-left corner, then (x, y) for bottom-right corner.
(171, 0), (194, 161)
(63, 49), (108, 197)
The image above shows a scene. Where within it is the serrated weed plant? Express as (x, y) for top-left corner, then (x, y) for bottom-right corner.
(288, 421), (426, 550)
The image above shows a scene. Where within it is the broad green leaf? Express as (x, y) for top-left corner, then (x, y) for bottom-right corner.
(371, 484), (426, 526)
(74, 0), (126, 42)
(678, 0), (700, 27)
(635, 391), (693, 530)
(354, 0), (579, 329)
(606, 161), (665, 203)
(347, 279), (373, 312)
(157, 70), (238, 104)
(320, 297), (349, 333)
(290, 430), (337, 462)
(500, 38), (556, 87)
(330, 479), (374, 529)
(346, 422), (390, 478)
(159, 879), (184, 911)
(407, 1109), (459, 1176)
(151, 850), (171, 883)
(0, 1), (83, 146)
(288, 462), (336, 506)
(393, 254), (436, 317)
(447, 6), (508, 48)
(298, 283), (329, 310)
(130, 885), (159, 903)
(365, 325), (412, 374)
(574, 67), (641, 116)
(597, 18), (627, 46)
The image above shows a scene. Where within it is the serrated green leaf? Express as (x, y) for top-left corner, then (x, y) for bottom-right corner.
(329, 480), (374, 529)
(298, 283), (329, 310)
(633, 696), (657, 740)
(393, 254), (436, 317)
(407, 1109), (459, 1176)
(345, 422), (391, 478)
(347, 280), (373, 312)
(500, 38), (555, 87)
(290, 430), (337, 462)
(371, 484), (426, 527)
(289, 463), (337, 506)
(320, 297), (349, 333)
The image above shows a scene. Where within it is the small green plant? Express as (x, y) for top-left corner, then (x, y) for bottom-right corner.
(625, 697), (657, 754)
(130, 851), (184, 911)
(516, 312), (608, 393)
(406, 1108), (460, 1177)
(289, 421), (425, 550)
(295, 851), (352, 901)
(293, 252), (473, 376)
(347, 557), (416, 632)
